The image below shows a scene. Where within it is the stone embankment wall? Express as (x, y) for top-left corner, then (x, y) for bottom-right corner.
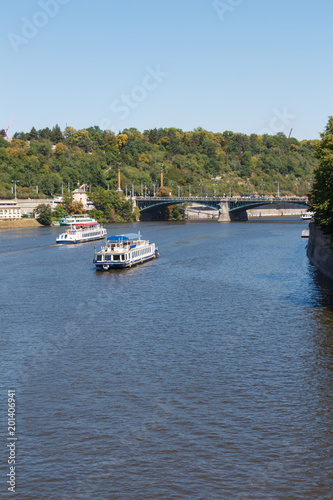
(307, 223), (333, 280)
(248, 208), (304, 217)
(186, 206), (305, 220)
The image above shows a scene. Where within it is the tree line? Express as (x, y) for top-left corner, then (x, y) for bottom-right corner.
(0, 124), (319, 221)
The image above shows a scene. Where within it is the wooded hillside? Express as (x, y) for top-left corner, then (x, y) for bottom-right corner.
(0, 125), (318, 199)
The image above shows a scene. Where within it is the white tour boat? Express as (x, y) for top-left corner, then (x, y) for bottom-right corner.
(56, 221), (107, 244)
(93, 232), (158, 270)
(59, 214), (96, 226)
(300, 211), (314, 221)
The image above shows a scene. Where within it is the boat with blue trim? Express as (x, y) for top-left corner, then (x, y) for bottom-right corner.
(93, 232), (158, 270)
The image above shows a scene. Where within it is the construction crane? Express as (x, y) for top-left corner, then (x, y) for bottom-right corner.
(0, 114), (15, 137)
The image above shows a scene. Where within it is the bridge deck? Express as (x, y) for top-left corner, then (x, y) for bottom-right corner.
(134, 196), (308, 212)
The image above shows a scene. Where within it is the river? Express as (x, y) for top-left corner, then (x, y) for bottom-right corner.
(1, 219), (333, 499)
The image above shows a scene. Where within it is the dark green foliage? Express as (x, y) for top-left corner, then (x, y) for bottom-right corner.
(89, 187), (135, 222)
(309, 117), (333, 238)
(34, 204), (52, 225)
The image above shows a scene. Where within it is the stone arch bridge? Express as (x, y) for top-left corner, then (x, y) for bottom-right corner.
(132, 196), (309, 222)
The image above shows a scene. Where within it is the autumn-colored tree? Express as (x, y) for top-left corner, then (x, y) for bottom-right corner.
(116, 133), (128, 150)
(54, 143), (68, 156)
(157, 186), (171, 197)
(67, 201), (86, 215)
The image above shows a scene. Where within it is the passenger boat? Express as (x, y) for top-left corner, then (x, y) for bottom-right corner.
(59, 214), (96, 226)
(300, 211), (314, 220)
(56, 221), (107, 244)
(93, 232), (158, 270)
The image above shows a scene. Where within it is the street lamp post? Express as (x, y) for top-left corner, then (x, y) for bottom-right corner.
(11, 180), (18, 200)
(295, 178), (299, 197)
(261, 179), (264, 197)
(246, 180), (250, 197)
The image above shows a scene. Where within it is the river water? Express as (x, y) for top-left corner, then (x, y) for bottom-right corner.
(1, 219), (333, 499)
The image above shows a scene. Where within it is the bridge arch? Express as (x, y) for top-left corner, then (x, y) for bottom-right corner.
(132, 196), (309, 221)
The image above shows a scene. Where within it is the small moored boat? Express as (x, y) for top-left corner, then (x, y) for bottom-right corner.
(56, 221), (107, 244)
(300, 211), (314, 220)
(93, 232), (158, 270)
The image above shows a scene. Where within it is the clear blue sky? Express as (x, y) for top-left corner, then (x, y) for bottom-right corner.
(1, 0), (332, 140)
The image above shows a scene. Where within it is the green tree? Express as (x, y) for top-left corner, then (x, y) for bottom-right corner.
(52, 204), (66, 219)
(309, 116), (333, 237)
(50, 124), (63, 143)
(34, 204), (52, 225)
(89, 187), (125, 221)
(71, 130), (93, 152)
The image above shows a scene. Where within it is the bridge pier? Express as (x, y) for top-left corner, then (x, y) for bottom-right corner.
(218, 202), (231, 222)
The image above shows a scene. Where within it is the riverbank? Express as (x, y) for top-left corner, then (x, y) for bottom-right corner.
(307, 223), (333, 279)
(0, 219), (41, 230)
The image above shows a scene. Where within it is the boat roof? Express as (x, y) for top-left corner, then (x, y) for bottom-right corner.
(60, 215), (91, 220)
(107, 233), (142, 242)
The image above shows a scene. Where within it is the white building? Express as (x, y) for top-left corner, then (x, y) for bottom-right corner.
(0, 200), (21, 219)
(72, 185), (93, 209)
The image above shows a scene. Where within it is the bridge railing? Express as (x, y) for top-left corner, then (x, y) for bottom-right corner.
(133, 195), (308, 202)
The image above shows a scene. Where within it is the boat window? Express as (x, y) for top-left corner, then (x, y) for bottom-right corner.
(113, 255), (120, 261)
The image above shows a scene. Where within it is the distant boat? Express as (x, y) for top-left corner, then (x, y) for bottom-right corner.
(59, 214), (96, 226)
(300, 211), (314, 221)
